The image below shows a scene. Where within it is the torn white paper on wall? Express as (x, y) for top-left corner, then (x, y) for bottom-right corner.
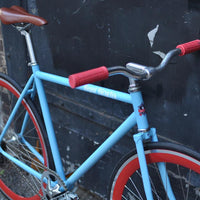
(148, 24), (159, 47)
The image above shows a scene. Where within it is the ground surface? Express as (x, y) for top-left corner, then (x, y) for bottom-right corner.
(0, 187), (103, 199)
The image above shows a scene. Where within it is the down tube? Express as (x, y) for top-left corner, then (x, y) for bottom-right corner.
(65, 112), (136, 188)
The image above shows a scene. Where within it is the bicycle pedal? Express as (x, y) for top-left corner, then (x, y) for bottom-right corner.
(52, 191), (79, 200)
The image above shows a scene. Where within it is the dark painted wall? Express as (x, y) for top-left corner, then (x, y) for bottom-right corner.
(1, 0), (200, 198)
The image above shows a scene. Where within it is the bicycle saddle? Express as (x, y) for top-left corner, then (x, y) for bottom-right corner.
(0, 5), (47, 26)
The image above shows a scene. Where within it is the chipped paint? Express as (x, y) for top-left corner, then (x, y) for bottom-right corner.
(62, 158), (80, 173)
(72, 0), (87, 15)
(93, 141), (99, 145)
(66, 145), (71, 151)
(147, 25), (166, 59)
(73, 7), (81, 15)
(147, 25), (159, 47)
(153, 51), (166, 59)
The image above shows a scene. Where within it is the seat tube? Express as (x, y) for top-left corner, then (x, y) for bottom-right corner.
(23, 30), (66, 180)
(32, 66), (65, 180)
(129, 79), (153, 200)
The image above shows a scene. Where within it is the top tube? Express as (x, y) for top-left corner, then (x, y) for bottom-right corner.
(34, 70), (132, 104)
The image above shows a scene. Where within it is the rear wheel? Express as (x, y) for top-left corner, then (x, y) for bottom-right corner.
(108, 142), (200, 200)
(0, 73), (53, 199)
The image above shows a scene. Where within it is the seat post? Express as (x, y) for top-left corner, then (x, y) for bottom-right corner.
(21, 30), (37, 66)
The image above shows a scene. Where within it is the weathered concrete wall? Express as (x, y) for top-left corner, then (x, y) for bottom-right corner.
(1, 1), (200, 198)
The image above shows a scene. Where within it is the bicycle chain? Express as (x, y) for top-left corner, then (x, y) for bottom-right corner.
(5, 141), (44, 198)
(30, 159), (68, 199)
(14, 158), (68, 200)
(12, 161), (43, 199)
(5, 142), (68, 199)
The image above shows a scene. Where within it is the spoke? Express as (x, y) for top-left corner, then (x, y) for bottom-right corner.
(5, 144), (18, 158)
(6, 143), (43, 191)
(148, 171), (162, 200)
(23, 127), (38, 137)
(136, 169), (162, 200)
(152, 163), (164, 200)
(129, 177), (144, 200)
(185, 169), (191, 200)
(5, 147), (41, 195)
(21, 135), (40, 140)
(8, 159), (41, 196)
(7, 141), (37, 159)
(6, 142), (45, 172)
(122, 195), (129, 200)
(10, 106), (27, 127)
(177, 165), (186, 200)
(125, 185), (142, 200)
(8, 93), (15, 115)
(28, 171), (40, 191)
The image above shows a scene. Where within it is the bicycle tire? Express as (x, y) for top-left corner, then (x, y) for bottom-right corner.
(0, 73), (54, 199)
(108, 142), (200, 200)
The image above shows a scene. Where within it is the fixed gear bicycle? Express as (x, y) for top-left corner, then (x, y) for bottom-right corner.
(0, 5), (200, 200)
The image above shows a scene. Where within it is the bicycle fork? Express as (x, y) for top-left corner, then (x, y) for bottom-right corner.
(129, 80), (175, 200)
(133, 129), (175, 200)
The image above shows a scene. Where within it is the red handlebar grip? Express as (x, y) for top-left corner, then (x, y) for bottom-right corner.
(69, 66), (109, 88)
(176, 39), (200, 56)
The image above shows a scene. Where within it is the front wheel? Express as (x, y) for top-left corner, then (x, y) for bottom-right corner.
(108, 142), (200, 200)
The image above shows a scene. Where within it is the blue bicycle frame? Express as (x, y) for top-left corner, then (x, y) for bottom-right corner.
(0, 30), (175, 200)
